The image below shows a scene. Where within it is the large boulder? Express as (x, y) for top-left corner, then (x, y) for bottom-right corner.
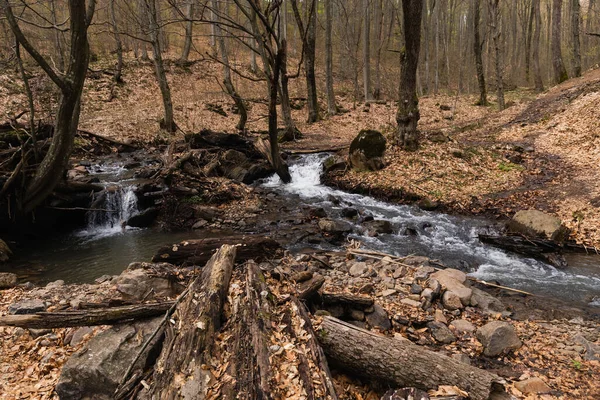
(363, 220), (394, 235)
(318, 218), (353, 235)
(476, 321), (522, 357)
(8, 299), (46, 315)
(0, 272), (17, 289)
(115, 263), (184, 300)
(55, 317), (162, 400)
(507, 210), (570, 241)
(323, 155), (347, 174)
(348, 130), (386, 171)
(0, 238), (11, 262)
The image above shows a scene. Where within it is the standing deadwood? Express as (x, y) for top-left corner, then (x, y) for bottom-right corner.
(179, 0), (195, 62)
(211, 0), (248, 132)
(571, 0), (582, 77)
(318, 317), (507, 400)
(363, 0), (372, 102)
(2, 0), (95, 213)
(472, 0), (488, 106)
(532, 0), (544, 92)
(552, 0), (569, 83)
(396, 0), (424, 151)
(147, 245), (237, 398)
(489, 0), (504, 111)
(324, 0), (337, 115)
(109, 0), (124, 84)
(144, 0), (177, 133)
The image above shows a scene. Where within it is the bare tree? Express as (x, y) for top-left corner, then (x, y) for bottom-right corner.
(472, 0), (488, 105)
(397, 0), (423, 151)
(489, 0), (504, 110)
(363, 0), (372, 101)
(532, 0), (544, 91)
(325, 0), (337, 115)
(571, 0), (582, 77)
(179, 0), (195, 62)
(109, 0), (124, 83)
(1, 0), (96, 213)
(552, 0), (569, 83)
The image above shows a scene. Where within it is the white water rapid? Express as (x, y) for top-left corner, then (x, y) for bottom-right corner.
(77, 186), (139, 239)
(265, 154), (600, 306)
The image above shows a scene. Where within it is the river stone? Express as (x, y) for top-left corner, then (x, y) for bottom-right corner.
(349, 262), (369, 277)
(341, 208), (359, 218)
(126, 207), (159, 228)
(470, 287), (507, 315)
(507, 209), (569, 241)
(476, 321), (522, 357)
(450, 319), (476, 334)
(115, 264), (183, 300)
(365, 304), (391, 330)
(348, 130), (386, 171)
(8, 299), (46, 315)
(431, 269), (472, 306)
(322, 155), (347, 173)
(363, 220), (393, 235)
(0, 272), (17, 289)
(56, 317), (162, 400)
(427, 321), (456, 344)
(318, 218), (352, 234)
(442, 291), (463, 310)
(514, 377), (552, 394)
(0, 239), (12, 262)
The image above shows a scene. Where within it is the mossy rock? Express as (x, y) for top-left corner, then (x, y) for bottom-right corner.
(348, 130), (386, 171)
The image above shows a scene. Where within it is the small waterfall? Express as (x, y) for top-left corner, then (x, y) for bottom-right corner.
(79, 185), (139, 238)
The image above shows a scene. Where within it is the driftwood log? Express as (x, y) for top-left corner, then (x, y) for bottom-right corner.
(146, 244), (237, 398)
(152, 235), (281, 265)
(0, 302), (173, 329)
(318, 317), (506, 400)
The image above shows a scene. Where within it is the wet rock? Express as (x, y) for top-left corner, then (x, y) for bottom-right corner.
(349, 262), (369, 277)
(363, 219), (393, 235)
(417, 198), (439, 211)
(0, 272), (17, 289)
(126, 207), (159, 228)
(470, 287), (507, 315)
(402, 226), (418, 236)
(348, 130), (386, 171)
(192, 219), (208, 229)
(115, 264), (184, 300)
(507, 209), (569, 241)
(322, 155), (347, 173)
(56, 317), (162, 400)
(427, 321), (456, 344)
(326, 195), (341, 205)
(309, 207), (327, 218)
(442, 291), (463, 311)
(341, 208), (359, 218)
(318, 218), (352, 234)
(0, 239), (12, 262)
(8, 299), (46, 315)
(365, 304), (391, 330)
(514, 377), (552, 394)
(449, 319), (476, 334)
(476, 321), (522, 357)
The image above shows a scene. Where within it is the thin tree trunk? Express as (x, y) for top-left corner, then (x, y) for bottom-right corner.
(373, 0), (383, 99)
(179, 0), (195, 62)
(473, 0), (488, 105)
(363, 0), (372, 101)
(525, 0), (535, 82)
(490, 0), (504, 111)
(397, 0), (423, 151)
(109, 0), (123, 83)
(571, 0), (582, 77)
(50, 0), (65, 72)
(532, 0), (544, 91)
(552, 0), (569, 83)
(325, 0), (337, 115)
(304, 0), (319, 122)
(14, 39), (37, 161)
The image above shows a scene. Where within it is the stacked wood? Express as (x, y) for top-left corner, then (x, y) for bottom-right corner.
(318, 317), (506, 400)
(152, 235), (281, 266)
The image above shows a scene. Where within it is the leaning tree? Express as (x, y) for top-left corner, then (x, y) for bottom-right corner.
(1, 0), (96, 213)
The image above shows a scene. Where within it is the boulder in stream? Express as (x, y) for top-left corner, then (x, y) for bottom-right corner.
(126, 207), (159, 228)
(363, 219), (394, 235)
(318, 218), (353, 234)
(348, 130), (386, 171)
(507, 209), (569, 241)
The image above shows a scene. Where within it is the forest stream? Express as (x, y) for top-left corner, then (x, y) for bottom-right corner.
(3, 153), (600, 307)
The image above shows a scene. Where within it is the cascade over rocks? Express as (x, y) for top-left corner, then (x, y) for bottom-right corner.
(348, 130), (386, 171)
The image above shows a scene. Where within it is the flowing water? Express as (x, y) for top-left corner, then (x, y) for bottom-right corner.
(264, 153), (600, 306)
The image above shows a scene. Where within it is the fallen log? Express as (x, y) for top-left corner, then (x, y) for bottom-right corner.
(152, 235), (281, 266)
(318, 317), (506, 400)
(321, 292), (374, 309)
(77, 129), (138, 150)
(146, 244), (237, 398)
(0, 302), (173, 328)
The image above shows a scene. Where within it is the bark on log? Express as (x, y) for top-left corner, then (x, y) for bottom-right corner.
(321, 292), (374, 309)
(318, 317), (506, 400)
(0, 302), (173, 328)
(152, 236), (281, 266)
(298, 274), (325, 300)
(146, 244), (237, 398)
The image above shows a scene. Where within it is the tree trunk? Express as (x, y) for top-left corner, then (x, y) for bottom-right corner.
(211, 0), (247, 131)
(50, 0), (65, 72)
(363, 0), (372, 102)
(325, 0), (337, 115)
(179, 0), (195, 62)
(304, 0), (319, 123)
(552, 0), (569, 83)
(145, 0), (176, 132)
(109, 0), (123, 83)
(472, 0), (488, 105)
(525, 0), (535, 82)
(318, 317), (507, 400)
(269, 48), (292, 183)
(0, 302), (173, 329)
(373, 0), (383, 100)
(147, 245), (236, 398)
(396, 0), (423, 151)
(532, 0), (544, 92)
(571, 0), (582, 77)
(490, 0), (505, 111)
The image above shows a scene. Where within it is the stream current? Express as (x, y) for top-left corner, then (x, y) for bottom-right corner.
(3, 153), (599, 307)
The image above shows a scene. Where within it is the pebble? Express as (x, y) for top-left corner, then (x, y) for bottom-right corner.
(381, 289), (397, 297)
